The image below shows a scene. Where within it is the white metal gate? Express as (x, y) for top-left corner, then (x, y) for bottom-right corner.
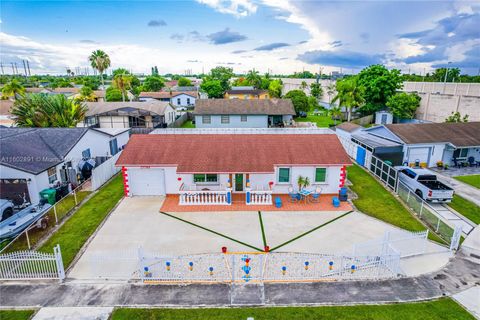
(0, 245), (65, 280)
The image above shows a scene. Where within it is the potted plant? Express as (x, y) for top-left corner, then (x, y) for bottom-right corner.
(303, 177), (310, 189)
(444, 164), (449, 170)
(297, 176), (305, 191)
(436, 161), (444, 168)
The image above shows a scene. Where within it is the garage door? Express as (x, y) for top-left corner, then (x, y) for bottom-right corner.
(407, 147), (430, 164)
(0, 179), (31, 206)
(128, 168), (166, 196)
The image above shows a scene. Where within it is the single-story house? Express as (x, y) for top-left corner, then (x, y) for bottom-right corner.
(194, 99), (296, 128)
(335, 122), (362, 141)
(138, 91), (197, 107)
(351, 122), (480, 167)
(116, 134), (350, 205)
(83, 101), (176, 128)
(0, 127), (129, 205)
(225, 86), (270, 100)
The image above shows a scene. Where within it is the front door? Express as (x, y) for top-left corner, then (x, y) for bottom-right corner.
(234, 174), (244, 192)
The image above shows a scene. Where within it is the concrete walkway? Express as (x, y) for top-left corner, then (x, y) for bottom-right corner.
(1, 252), (479, 307)
(436, 173), (480, 207)
(452, 286), (480, 319)
(32, 307), (113, 320)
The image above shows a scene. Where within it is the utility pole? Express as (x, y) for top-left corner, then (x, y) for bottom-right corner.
(11, 62), (15, 75)
(22, 60), (28, 76)
(0, 62), (4, 75)
(26, 60), (31, 76)
(443, 61), (451, 94)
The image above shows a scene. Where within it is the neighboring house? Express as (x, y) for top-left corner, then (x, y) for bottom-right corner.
(116, 134), (350, 204)
(0, 100), (15, 127)
(139, 91), (197, 107)
(83, 101), (176, 128)
(225, 86), (270, 99)
(335, 122), (362, 141)
(349, 122), (480, 167)
(194, 99), (295, 128)
(0, 127), (129, 205)
(25, 87), (107, 102)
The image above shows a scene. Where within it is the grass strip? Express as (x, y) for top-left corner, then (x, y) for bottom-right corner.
(110, 297), (474, 320)
(453, 174), (480, 189)
(448, 194), (480, 225)
(269, 211), (353, 252)
(0, 309), (36, 320)
(38, 174), (124, 268)
(159, 211), (263, 252)
(258, 211), (267, 248)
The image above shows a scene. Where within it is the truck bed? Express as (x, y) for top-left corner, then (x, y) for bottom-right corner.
(419, 180), (453, 191)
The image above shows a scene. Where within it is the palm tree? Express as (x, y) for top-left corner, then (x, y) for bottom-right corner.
(326, 83), (336, 103)
(329, 106), (343, 125)
(2, 79), (25, 99)
(76, 86), (96, 102)
(112, 72), (132, 102)
(331, 78), (365, 122)
(300, 81), (308, 90)
(11, 94), (87, 127)
(246, 70), (262, 89)
(89, 50), (111, 89)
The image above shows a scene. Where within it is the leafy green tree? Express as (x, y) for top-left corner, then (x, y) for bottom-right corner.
(200, 79), (224, 98)
(177, 77), (192, 87)
(246, 70), (262, 89)
(50, 78), (73, 89)
(268, 80), (283, 98)
(112, 72), (133, 101)
(112, 68), (130, 77)
(310, 82), (323, 98)
(232, 77), (250, 87)
(82, 77), (100, 90)
(142, 76), (164, 92)
(329, 106), (343, 125)
(1, 79), (25, 98)
(308, 96), (320, 111)
(284, 90), (309, 114)
(11, 94), (87, 127)
(432, 67), (461, 82)
(209, 66), (234, 92)
(89, 50), (111, 88)
(326, 83), (336, 103)
(357, 65), (402, 114)
(332, 77), (365, 122)
(386, 92), (420, 119)
(445, 112), (469, 123)
(105, 87), (123, 101)
(77, 86), (96, 102)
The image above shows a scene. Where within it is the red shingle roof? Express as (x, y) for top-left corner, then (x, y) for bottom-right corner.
(117, 134), (351, 173)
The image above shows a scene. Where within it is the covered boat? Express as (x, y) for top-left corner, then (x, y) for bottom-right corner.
(0, 202), (52, 240)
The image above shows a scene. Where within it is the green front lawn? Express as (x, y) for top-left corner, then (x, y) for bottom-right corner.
(294, 111), (340, 127)
(38, 174), (124, 268)
(111, 298), (473, 320)
(454, 175), (480, 189)
(0, 310), (36, 320)
(347, 164), (443, 243)
(449, 195), (480, 225)
(180, 120), (195, 128)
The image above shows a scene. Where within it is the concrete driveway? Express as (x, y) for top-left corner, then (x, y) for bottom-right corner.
(68, 196), (451, 280)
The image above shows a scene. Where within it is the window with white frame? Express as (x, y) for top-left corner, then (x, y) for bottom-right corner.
(278, 168), (290, 183)
(453, 148), (469, 159)
(193, 174), (218, 183)
(202, 115), (211, 124)
(314, 168), (327, 183)
(47, 167), (57, 184)
(240, 115), (248, 122)
(221, 115), (230, 124)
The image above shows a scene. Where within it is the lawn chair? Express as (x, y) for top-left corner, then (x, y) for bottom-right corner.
(467, 156), (477, 167)
(288, 187), (301, 203)
(309, 187), (322, 203)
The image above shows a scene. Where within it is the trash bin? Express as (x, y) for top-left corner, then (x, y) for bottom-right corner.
(39, 188), (56, 205)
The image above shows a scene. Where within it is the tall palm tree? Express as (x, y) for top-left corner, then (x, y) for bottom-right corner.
(2, 79), (25, 99)
(11, 94), (87, 127)
(331, 78), (365, 122)
(329, 106), (343, 125)
(89, 50), (111, 89)
(246, 70), (262, 89)
(326, 83), (336, 103)
(112, 72), (132, 102)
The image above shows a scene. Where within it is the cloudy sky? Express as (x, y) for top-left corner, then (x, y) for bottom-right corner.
(1, 0), (479, 75)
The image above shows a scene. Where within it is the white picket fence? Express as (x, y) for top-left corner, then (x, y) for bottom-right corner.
(0, 245), (65, 281)
(248, 189), (273, 205)
(91, 152), (122, 191)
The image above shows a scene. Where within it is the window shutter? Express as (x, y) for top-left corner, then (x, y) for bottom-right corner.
(315, 168), (327, 182)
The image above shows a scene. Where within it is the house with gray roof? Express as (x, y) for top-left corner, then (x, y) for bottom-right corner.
(193, 99), (296, 128)
(0, 127), (129, 205)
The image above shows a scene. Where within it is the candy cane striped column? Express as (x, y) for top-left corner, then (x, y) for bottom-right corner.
(122, 166), (130, 197)
(339, 165), (347, 191)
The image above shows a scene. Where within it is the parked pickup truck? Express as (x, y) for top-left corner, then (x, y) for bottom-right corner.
(397, 167), (454, 203)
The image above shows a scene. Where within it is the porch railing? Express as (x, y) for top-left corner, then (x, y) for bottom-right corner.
(179, 184), (230, 205)
(247, 187), (273, 205)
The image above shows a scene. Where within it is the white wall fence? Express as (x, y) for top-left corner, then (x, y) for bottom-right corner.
(0, 245), (65, 281)
(247, 189), (273, 205)
(179, 184), (230, 205)
(91, 152), (122, 191)
(151, 127), (334, 135)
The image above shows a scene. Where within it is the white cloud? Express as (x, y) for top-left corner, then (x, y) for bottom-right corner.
(196, 0), (257, 18)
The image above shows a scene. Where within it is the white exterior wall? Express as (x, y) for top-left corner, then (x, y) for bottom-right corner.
(194, 115), (268, 128)
(98, 116), (129, 128)
(164, 105), (176, 125)
(171, 94), (196, 107)
(403, 143), (447, 167)
(0, 165), (51, 204)
(124, 166), (343, 195)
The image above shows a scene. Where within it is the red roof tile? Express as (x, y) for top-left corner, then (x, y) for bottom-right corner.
(116, 134), (351, 173)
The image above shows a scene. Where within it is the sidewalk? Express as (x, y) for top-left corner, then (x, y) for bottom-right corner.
(33, 307), (113, 320)
(435, 172), (480, 207)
